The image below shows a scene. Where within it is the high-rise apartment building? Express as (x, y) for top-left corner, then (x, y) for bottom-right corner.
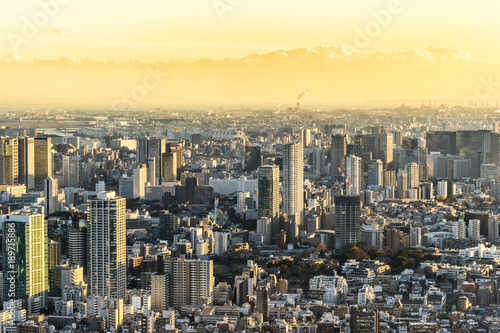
(133, 164), (148, 198)
(367, 159), (383, 187)
(161, 152), (177, 183)
(159, 211), (180, 244)
(163, 258), (214, 309)
(88, 192), (126, 300)
(283, 143), (304, 225)
(345, 155), (362, 195)
(334, 195), (361, 254)
(258, 165), (280, 239)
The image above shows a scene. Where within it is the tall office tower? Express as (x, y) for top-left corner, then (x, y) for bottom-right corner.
(256, 286), (269, 322)
(396, 172), (408, 199)
(2, 213), (48, 315)
(331, 134), (347, 178)
(0, 137), (18, 185)
(334, 195), (361, 254)
(283, 143), (304, 225)
(453, 220), (466, 239)
(300, 129), (311, 147)
(88, 192), (126, 300)
(244, 146), (262, 172)
(133, 164), (148, 198)
(364, 133), (394, 166)
(44, 177), (59, 216)
(488, 218), (500, 242)
(383, 170), (396, 187)
(62, 155), (79, 188)
(345, 155), (362, 195)
(147, 157), (156, 185)
(405, 163), (420, 189)
(48, 240), (61, 270)
(164, 258), (214, 308)
(18, 137), (35, 191)
(410, 227), (421, 247)
(393, 131), (402, 148)
(137, 136), (149, 165)
(69, 228), (87, 275)
(147, 138), (166, 184)
(420, 182), (434, 200)
(468, 219), (481, 241)
(161, 152), (177, 183)
(367, 159), (383, 187)
(487, 132), (500, 166)
(167, 143), (184, 171)
(151, 274), (169, 312)
(258, 166), (280, 239)
(350, 307), (379, 333)
(34, 138), (53, 191)
(159, 211), (180, 244)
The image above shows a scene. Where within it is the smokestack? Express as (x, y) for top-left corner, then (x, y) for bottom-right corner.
(297, 101), (300, 111)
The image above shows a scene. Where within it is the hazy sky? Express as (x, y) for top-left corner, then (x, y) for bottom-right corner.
(1, 0), (499, 108)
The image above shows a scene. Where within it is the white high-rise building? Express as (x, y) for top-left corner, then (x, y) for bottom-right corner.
(213, 232), (229, 256)
(257, 218), (272, 245)
(133, 164), (148, 198)
(405, 163), (420, 189)
(410, 227), (421, 247)
(453, 220), (467, 239)
(283, 143), (304, 224)
(437, 180), (448, 198)
(88, 192), (126, 300)
(468, 219), (481, 241)
(44, 177), (59, 216)
(345, 155), (362, 195)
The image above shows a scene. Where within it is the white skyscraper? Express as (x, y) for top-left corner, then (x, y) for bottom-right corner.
(410, 227), (421, 247)
(283, 143), (304, 224)
(133, 164), (148, 198)
(468, 219), (481, 241)
(44, 177), (59, 216)
(345, 155), (362, 195)
(437, 180), (448, 198)
(405, 163), (420, 189)
(88, 192), (126, 300)
(453, 220), (466, 239)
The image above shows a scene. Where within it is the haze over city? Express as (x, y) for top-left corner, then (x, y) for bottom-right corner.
(1, 1), (500, 108)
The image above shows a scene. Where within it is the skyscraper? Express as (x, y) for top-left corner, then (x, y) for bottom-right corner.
(0, 137), (18, 185)
(159, 211), (180, 244)
(147, 138), (166, 184)
(2, 213), (48, 315)
(163, 258), (214, 309)
(88, 192), (126, 300)
(364, 133), (394, 166)
(34, 138), (53, 191)
(161, 152), (177, 183)
(62, 155), (79, 188)
(334, 195), (361, 254)
(258, 165), (280, 239)
(244, 146), (262, 172)
(133, 164), (148, 198)
(44, 177), (59, 216)
(18, 137), (34, 191)
(256, 286), (269, 322)
(331, 134), (347, 178)
(283, 143), (304, 225)
(345, 155), (362, 195)
(367, 159), (383, 187)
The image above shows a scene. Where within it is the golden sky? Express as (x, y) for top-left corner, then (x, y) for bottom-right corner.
(1, 0), (500, 108)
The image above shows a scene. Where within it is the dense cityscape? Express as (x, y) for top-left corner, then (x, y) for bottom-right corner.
(0, 105), (499, 332)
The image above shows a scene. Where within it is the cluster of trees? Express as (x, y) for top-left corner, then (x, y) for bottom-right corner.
(337, 242), (435, 272)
